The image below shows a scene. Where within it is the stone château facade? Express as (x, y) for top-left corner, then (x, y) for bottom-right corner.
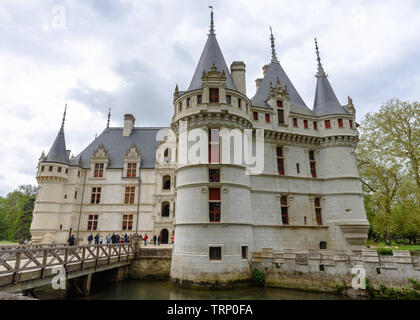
(30, 11), (369, 287)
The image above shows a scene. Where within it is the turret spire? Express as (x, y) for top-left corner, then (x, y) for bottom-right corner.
(209, 6), (215, 35)
(106, 108), (111, 129)
(314, 38), (327, 78)
(61, 104), (67, 131)
(269, 26), (279, 63)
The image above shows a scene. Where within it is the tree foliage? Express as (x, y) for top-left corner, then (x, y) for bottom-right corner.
(357, 99), (420, 242)
(0, 185), (36, 241)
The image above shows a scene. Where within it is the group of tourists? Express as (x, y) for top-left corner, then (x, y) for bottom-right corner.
(87, 233), (133, 245)
(66, 231), (175, 246)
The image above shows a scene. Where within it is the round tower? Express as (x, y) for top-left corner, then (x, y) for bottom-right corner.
(169, 11), (255, 288)
(31, 106), (71, 243)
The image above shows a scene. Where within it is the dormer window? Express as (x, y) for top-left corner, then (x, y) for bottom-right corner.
(127, 163), (137, 177)
(94, 163), (104, 178)
(277, 100), (283, 108)
(209, 88), (219, 103)
(197, 94), (202, 104)
(277, 108), (284, 124)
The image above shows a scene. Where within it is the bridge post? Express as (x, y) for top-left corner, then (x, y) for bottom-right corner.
(81, 273), (92, 296)
(133, 236), (141, 259)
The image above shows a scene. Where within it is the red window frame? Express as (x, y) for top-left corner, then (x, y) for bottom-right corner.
(277, 108), (284, 124)
(325, 120), (331, 129)
(127, 163), (137, 177)
(94, 163), (104, 178)
(293, 118), (298, 127)
(122, 214), (133, 231)
(265, 114), (270, 123)
(209, 88), (219, 103)
(309, 151), (317, 178)
(91, 187), (101, 204)
(315, 197), (322, 225)
(124, 186), (135, 204)
(208, 129), (220, 163)
(281, 196), (289, 225)
(277, 100), (283, 108)
(87, 214), (98, 231)
(253, 112), (258, 120)
(313, 121), (318, 130)
(349, 120), (353, 128)
(304, 120), (308, 129)
(209, 169), (220, 182)
(277, 147), (285, 175)
(209, 247), (221, 260)
(209, 188), (221, 222)
(338, 119), (343, 128)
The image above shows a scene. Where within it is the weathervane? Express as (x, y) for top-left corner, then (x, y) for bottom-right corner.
(314, 38), (327, 78)
(209, 5), (215, 35)
(269, 26), (279, 63)
(61, 104), (67, 130)
(107, 108), (111, 129)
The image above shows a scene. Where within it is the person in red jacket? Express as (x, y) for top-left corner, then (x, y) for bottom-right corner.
(144, 233), (148, 246)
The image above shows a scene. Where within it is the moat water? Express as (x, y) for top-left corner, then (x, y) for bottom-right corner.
(34, 280), (350, 300)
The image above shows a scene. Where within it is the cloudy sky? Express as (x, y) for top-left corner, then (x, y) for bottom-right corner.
(0, 0), (419, 196)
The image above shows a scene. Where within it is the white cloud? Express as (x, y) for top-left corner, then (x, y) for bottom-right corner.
(0, 0), (419, 195)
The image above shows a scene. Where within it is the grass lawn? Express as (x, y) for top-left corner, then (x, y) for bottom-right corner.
(366, 241), (420, 251)
(0, 240), (18, 245)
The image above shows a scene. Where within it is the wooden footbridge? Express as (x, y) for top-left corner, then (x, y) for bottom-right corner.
(0, 242), (136, 295)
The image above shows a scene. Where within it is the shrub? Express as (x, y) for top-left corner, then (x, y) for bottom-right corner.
(377, 248), (393, 256)
(253, 269), (265, 286)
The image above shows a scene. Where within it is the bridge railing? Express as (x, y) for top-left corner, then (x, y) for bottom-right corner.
(0, 243), (135, 284)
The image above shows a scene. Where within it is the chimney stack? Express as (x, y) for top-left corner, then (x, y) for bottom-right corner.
(262, 64), (269, 76)
(123, 114), (135, 137)
(255, 78), (262, 91)
(230, 61), (246, 95)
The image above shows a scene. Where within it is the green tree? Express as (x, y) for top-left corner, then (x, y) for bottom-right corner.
(357, 99), (420, 241)
(0, 185), (36, 241)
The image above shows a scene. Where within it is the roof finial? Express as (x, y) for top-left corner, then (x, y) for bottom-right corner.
(209, 6), (215, 35)
(314, 38), (327, 78)
(106, 108), (111, 129)
(61, 104), (67, 130)
(269, 26), (279, 63)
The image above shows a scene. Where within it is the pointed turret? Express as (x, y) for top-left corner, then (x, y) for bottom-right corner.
(251, 28), (312, 115)
(187, 9), (237, 92)
(312, 38), (349, 116)
(44, 105), (69, 165)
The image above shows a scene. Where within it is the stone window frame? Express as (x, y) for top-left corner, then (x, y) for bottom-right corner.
(208, 244), (223, 262)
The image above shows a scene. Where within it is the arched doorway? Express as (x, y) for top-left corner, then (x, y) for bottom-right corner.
(160, 228), (169, 244)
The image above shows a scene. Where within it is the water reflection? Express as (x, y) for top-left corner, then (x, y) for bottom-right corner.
(35, 280), (349, 300)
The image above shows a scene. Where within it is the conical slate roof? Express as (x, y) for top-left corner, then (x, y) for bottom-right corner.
(251, 29), (313, 116)
(44, 126), (69, 165)
(312, 39), (349, 116)
(187, 12), (237, 92)
(313, 76), (349, 116)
